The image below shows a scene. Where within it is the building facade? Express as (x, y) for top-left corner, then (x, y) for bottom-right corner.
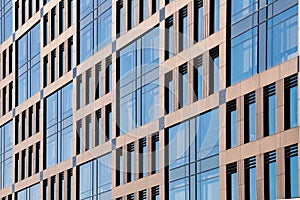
(0, 0), (299, 199)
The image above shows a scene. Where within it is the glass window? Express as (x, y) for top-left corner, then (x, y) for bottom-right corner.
(118, 27), (159, 135)
(79, 153), (112, 200)
(264, 84), (276, 136)
(17, 183), (40, 200)
(267, 5), (298, 68)
(128, 0), (134, 30)
(152, 134), (159, 174)
(79, 0), (112, 63)
(116, 148), (123, 186)
(231, 0), (258, 24)
(0, 121), (13, 189)
(227, 101), (237, 149)
(194, 0), (203, 42)
(197, 108), (219, 159)
(165, 73), (173, 114)
(193, 56), (203, 101)
(139, 138), (147, 178)
(213, 0), (220, 32)
(127, 143), (135, 182)
(106, 106), (112, 141)
(179, 7), (188, 52)
(179, 65), (188, 108)
(284, 75), (298, 130)
(245, 157), (256, 200)
(245, 92), (256, 143)
(17, 23), (41, 105)
(117, 0), (123, 34)
(106, 58), (112, 93)
(165, 17), (174, 60)
(86, 69), (92, 104)
(264, 151), (276, 200)
(285, 145), (298, 198)
(0, 0), (13, 43)
(227, 163), (237, 200)
(231, 28), (258, 85)
(95, 63), (102, 99)
(198, 168), (220, 199)
(46, 82), (73, 168)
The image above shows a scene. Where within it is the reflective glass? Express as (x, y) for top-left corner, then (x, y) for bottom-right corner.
(230, 110), (237, 147)
(231, 28), (257, 85)
(289, 86), (298, 129)
(231, 173), (238, 200)
(289, 155), (298, 198)
(267, 94), (276, 135)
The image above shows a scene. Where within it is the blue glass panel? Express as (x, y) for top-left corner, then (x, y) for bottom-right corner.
(289, 86), (298, 128)
(214, 0), (220, 31)
(46, 134), (57, 167)
(46, 93), (58, 128)
(142, 81), (159, 125)
(168, 122), (189, 169)
(231, 0), (258, 24)
(196, 6), (203, 41)
(30, 63), (40, 96)
(80, 23), (93, 63)
(231, 173), (238, 200)
(61, 83), (73, 119)
(169, 178), (189, 200)
(268, 94), (276, 135)
(267, 5), (298, 68)
(80, 162), (93, 199)
(80, 0), (93, 20)
(249, 167), (256, 200)
(231, 110), (237, 147)
(290, 155), (298, 198)
(231, 28), (257, 85)
(249, 102), (256, 141)
(269, 162), (276, 199)
(198, 168), (220, 199)
(62, 126), (72, 161)
(98, 8), (112, 49)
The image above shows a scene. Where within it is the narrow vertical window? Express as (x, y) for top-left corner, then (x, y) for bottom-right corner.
(139, 0), (147, 22)
(264, 151), (276, 200)
(227, 100), (237, 149)
(29, 107), (33, 137)
(139, 190), (147, 199)
(285, 144), (298, 198)
(165, 72), (173, 114)
(22, 0), (26, 24)
(151, 186), (159, 200)
(209, 47), (219, 94)
(210, 0), (219, 34)
(264, 83), (276, 136)
(226, 162), (237, 200)
(51, 7), (56, 40)
(244, 92), (256, 143)
(60, 173), (65, 200)
(151, 133), (159, 174)
(139, 137), (147, 178)
(194, 56), (203, 101)
(179, 64), (188, 108)
(59, 1), (65, 34)
(67, 37), (73, 71)
(76, 120), (83, 154)
(179, 7), (188, 52)
(44, 56), (49, 87)
(117, 0), (123, 36)
(128, 0), (134, 30)
(95, 63), (102, 99)
(96, 109), (102, 146)
(68, 0), (74, 27)
(86, 69), (92, 105)
(85, 115), (92, 150)
(165, 17), (174, 60)
(59, 44), (65, 77)
(245, 157), (256, 200)
(284, 75), (298, 130)
(106, 57), (112, 93)
(194, 0), (203, 42)
(68, 170), (73, 200)
(77, 75), (83, 109)
(51, 50), (57, 82)
(116, 148), (123, 186)
(152, 0), (159, 14)
(106, 105), (112, 141)
(127, 143), (134, 183)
